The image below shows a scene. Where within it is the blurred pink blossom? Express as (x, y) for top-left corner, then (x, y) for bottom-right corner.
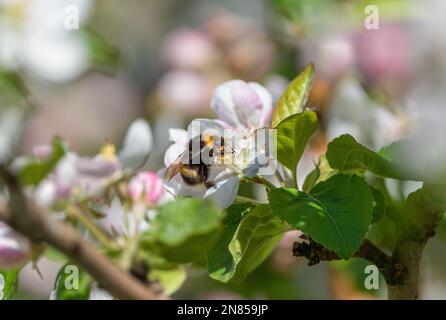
(128, 171), (165, 205)
(0, 223), (31, 270)
(32, 144), (53, 160)
(161, 28), (219, 69)
(157, 71), (212, 116)
(354, 24), (411, 82)
(309, 36), (355, 80)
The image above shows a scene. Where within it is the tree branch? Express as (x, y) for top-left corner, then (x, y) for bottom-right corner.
(293, 238), (408, 285)
(0, 166), (164, 300)
(387, 184), (446, 299)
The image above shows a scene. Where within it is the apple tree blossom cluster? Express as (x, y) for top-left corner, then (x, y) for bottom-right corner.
(1, 61), (444, 301)
(1, 0), (446, 301)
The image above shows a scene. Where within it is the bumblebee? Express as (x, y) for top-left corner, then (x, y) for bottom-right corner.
(164, 134), (229, 188)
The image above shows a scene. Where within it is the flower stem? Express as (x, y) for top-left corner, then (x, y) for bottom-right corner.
(274, 170), (287, 187)
(235, 195), (265, 204)
(120, 205), (145, 270)
(242, 175), (276, 190)
(292, 169), (298, 189)
(67, 205), (117, 250)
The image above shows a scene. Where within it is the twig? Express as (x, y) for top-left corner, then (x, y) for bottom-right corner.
(387, 183), (446, 299)
(0, 166), (163, 300)
(293, 238), (408, 285)
(66, 205), (118, 250)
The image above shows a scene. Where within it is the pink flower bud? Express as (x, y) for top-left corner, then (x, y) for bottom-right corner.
(0, 223), (31, 270)
(128, 172), (165, 205)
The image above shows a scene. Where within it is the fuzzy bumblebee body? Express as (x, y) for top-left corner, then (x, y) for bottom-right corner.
(164, 134), (227, 188)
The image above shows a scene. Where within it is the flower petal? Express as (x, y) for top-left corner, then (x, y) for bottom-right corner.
(164, 143), (186, 167)
(0, 223), (31, 270)
(211, 81), (242, 128)
(168, 128), (187, 144)
(34, 180), (56, 207)
(231, 81), (263, 127)
(118, 118), (153, 171)
(128, 171), (165, 204)
(76, 158), (118, 177)
(204, 176), (239, 208)
(187, 118), (226, 139)
(96, 198), (125, 236)
(54, 153), (78, 191)
(249, 82), (273, 127)
(211, 80), (273, 129)
(22, 32), (89, 83)
(27, 0), (93, 34)
(0, 108), (26, 163)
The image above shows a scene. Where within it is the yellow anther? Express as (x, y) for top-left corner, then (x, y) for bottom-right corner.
(100, 140), (117, 161)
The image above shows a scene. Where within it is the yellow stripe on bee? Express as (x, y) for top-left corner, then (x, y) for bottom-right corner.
(180, 166), (200, 178)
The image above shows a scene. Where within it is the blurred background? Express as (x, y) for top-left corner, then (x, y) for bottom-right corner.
(2, 0), (446, 299)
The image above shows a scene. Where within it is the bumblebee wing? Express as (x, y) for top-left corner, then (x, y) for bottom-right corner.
(164, 153), (185, 181)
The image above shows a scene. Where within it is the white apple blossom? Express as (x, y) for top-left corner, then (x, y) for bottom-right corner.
(33, 118), (153, 207)
(211, 80), (273, 129)
(160, 28), (219, 69)
(97, 174), (174, 237)
(0, 0), (94, 82)
(327, 78), (412, 149)
(164, 81), (276, 208)
(0, 106), (26, 163)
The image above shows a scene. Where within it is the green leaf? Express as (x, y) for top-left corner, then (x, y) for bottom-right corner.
(83, 26), (120, 73)
(19, 137), (66, 186)
(54, 263), (92, 300)
(0, 269), (20, 300)
(44, 247), (68, 263)
(371, 187), (386, 224)
(207, 203), (255, 282)
(276, 111), (318, 176)
(269, 174), (374, 259)
(138, 252), (187, 295)
(302, 156), (336, 193)
(148, 264), (186, 296)
(0, 71), (29, 108)
(208, 204), (288, 283)
(353, 0), (417, 22)
(271, 63), (315, 128)
(142, 198), (224, 265)
(326, 134), (434, 182)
